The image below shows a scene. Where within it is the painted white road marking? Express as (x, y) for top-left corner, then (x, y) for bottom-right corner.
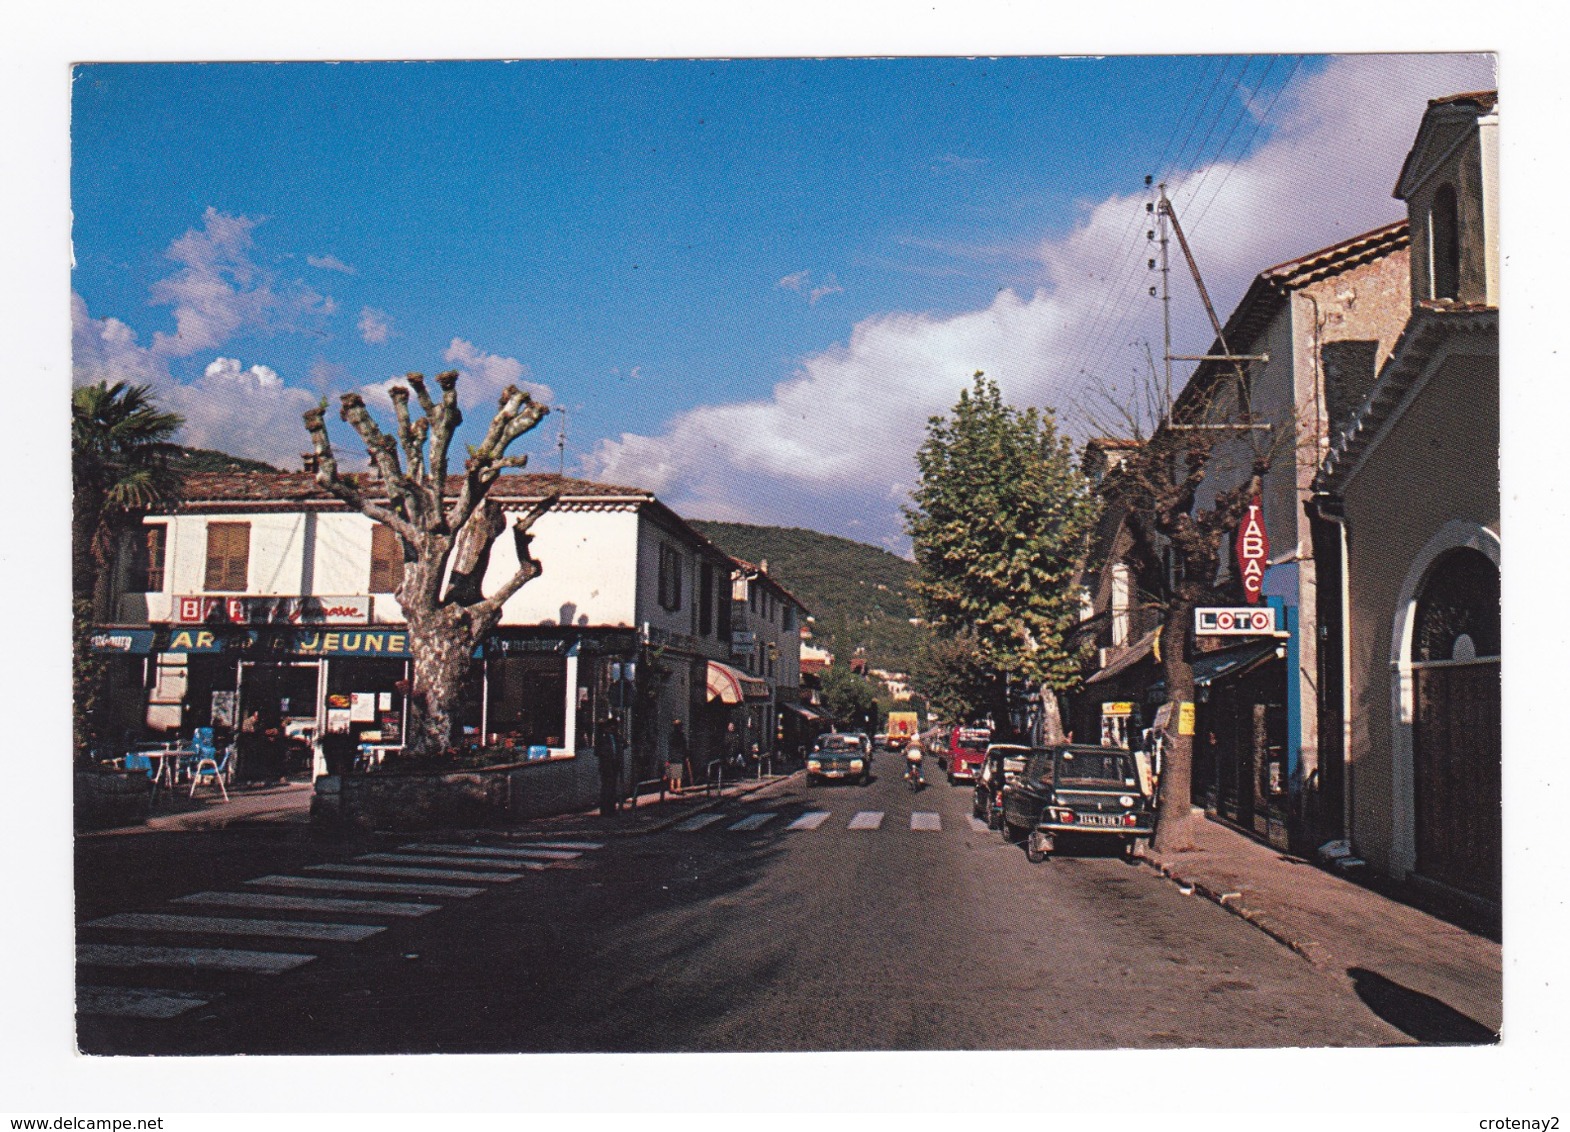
(520, 840), (604, 851)
(968, 816), (991, 832)
(358, 852), (550, 871)
(304, 863), (521, 884)
(401, 844), (579, 861)
(911, 812), (943, 831)
(727, 812), (778, 831)
(175, 891), (440, 917)
(848, 811), (885, 830)
(245, 875), (483, 898)
(786, 811), (831, 830)
(77, 986), (213, 1020)
(673, 813), (727, 832)
(83, 912), (385, 943)
(77, 943), (315, 975)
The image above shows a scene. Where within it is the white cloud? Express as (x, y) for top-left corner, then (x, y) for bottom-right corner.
(440, 337), (554, 409)
(308, 254), (356, 274)
(778, 269), (842, 305)
(590, 53), (1496, 546)
(160, 357), (320, 466)
(358, 307), (394, 344)
(144, 207), (334, 359)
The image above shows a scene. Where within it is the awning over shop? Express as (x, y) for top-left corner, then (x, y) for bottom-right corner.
(707, 660), (772, 704)
(1150, 638), (1283, 697)
(1084, 630), (1158, 686)
(780, 701), (828, 723)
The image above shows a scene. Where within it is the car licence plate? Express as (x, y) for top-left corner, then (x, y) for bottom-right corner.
(1078, 813), (1122, 828)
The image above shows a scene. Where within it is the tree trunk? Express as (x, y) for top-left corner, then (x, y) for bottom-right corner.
(404, 606), (479, 757)
(1153, 600), (1197, 853)
(1038, 687), (1067, 745)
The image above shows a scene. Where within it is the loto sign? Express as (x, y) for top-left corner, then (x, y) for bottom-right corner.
(1235, 495), (1268, 604)
(1196, 606), (1278, 636)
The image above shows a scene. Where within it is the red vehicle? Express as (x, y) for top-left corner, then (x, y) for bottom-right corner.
(946, 726), (992, 785)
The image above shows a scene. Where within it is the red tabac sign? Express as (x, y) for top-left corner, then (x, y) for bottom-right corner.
(1235, 496), (1268, 604)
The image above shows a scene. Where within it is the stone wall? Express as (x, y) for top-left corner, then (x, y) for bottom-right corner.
(312, 754), (606, 831)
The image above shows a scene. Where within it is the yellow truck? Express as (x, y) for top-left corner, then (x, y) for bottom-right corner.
(885, 711), (920, 751)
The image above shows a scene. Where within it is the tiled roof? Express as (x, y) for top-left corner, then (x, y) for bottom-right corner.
(1430, 89), (1497, 112)
(728, 555), (810, 614)
(1259, 219), (1410, 289)
(1314, 305), (1498, 494)
(167, 471), (650, 508)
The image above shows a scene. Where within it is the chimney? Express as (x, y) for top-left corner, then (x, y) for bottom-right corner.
(759, 558), (769, 574)
(301, 453), (319, 474)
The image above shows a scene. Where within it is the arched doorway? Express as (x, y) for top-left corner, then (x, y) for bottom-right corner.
(1410, 546), (1500, 902)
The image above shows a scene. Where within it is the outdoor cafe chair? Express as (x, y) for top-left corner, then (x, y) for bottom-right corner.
(189, 745), (232, 801)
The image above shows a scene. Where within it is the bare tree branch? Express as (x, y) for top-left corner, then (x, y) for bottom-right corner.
(303, 403), (421, 543)
(474, 494), (559, 620)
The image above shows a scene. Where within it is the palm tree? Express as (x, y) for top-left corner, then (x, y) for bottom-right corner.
(72, 381), (184, 607)
(72, 382), (183, 758)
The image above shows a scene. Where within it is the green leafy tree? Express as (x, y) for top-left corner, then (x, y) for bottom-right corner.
(905, 372), (1097, 739)
(819, 664), (879, 732)
(72, 382), (185, 756)
(912, 630), (995, 727)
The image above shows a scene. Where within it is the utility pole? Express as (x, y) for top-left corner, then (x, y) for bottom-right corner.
(1147, 176), (1173, 410)
(555, 406), (568, 477)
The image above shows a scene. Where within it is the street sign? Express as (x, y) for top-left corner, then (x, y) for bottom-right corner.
(1235, 496), (1268, 604)
(1196, 606), (1277, 635)
(1101, 702), (1135, 717)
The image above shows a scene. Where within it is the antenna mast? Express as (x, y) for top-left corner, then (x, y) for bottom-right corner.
(556, 406), (568, 477)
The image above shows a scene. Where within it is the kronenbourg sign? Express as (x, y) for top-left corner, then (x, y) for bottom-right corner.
(1235, 495), (1268, 604)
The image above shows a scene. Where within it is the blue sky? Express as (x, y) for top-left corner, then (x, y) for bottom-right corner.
(71, 53), (1495, 550)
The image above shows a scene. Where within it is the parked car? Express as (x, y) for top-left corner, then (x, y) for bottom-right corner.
(946, 726), (992, 785)
(1000, 745), (1154, 861)
(971, 743), (1033, 830)
(807, 733), (870, 786)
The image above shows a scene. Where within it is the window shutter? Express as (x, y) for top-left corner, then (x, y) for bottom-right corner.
(204, 523), (250, 592)
(369, 524), (405, 593)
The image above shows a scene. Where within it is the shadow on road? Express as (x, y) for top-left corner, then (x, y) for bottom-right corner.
(1346, 967), (1498, 1045)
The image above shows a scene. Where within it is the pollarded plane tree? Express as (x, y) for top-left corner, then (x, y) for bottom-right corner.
(304, 372), (557, 758)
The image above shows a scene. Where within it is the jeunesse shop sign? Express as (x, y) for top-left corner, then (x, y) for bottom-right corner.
(162, 627), (412, 658)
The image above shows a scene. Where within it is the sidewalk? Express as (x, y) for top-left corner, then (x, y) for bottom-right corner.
(78, 780), (315, 837)
(1140, 811), (1501, 1039)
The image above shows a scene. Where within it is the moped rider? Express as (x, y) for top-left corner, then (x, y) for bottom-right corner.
(904, 735), (926, 787)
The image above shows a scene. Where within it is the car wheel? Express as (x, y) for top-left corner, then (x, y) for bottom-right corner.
(1025, 831), (1050, 863)
(988, 807), (1003, 831)
(1002, 819), (1021, 843)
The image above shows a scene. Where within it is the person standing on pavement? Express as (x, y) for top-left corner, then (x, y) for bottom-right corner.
(666, 719), (689, 793)
(596, 714), (621, 817)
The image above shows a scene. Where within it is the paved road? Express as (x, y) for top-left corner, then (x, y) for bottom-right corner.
(76, 761), (1408, 1053)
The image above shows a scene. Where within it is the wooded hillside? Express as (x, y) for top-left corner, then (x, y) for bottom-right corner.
(688, 520), (928, 674)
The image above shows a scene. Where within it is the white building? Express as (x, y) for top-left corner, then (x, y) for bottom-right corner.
(91, 471), (775, 794)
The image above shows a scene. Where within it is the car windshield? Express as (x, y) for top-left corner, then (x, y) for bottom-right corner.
(1054, 749), (1136, 787)
(820, 736), (858, 752)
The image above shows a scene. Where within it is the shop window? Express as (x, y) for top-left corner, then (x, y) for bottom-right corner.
(204, 522), (250, 592)
(133, 524), (167, 592)
(1430, 183), (1461, 301)
(325, 657), (407, 745)
(369, 523), (404, 594)
(487, 654), (568, 749)
(658, 543), (683, 612)
(698, 563), (714, 635)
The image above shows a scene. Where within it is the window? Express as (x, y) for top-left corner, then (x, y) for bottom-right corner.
(782, 604), (796, 632)
(658, 543), (683, 612)
(1414, 548), (1500, 663)
(698, 563), (714, 635)
(204, 522), (250, 592)
(1430, 183), (1460, 300)
(1111, 563), (1132, 647)
(133, 524), (167, 592)
(717, 582), (733, 642)
(369, 524), (405, 594)
(487, 654), (567, 749)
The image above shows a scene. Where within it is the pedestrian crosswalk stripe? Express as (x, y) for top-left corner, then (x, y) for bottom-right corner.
(521, 840), (604, 851)
(673, 813), (726, 832)
(848, 811), (884, 830)
(358, 852), (552, 871)
(77, 943), (316, 975)
(304, 863), (522, 884)
(245, 875), (484, 898)
(401, 844), (580, 861)
(911, 812), (942, 831)
(968, 816), (990, 832)
(175, 891), (440, 917)
(786, 811), (831, 830)
(83, 912), (385, 943)
(727, 812), (778, 831)
(77, 986), (213, 1020)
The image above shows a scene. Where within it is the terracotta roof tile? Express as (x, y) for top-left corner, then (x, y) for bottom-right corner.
(167, 471), (650, 508)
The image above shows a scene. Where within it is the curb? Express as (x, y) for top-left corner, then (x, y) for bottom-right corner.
(1136, 852), (1329, 968)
